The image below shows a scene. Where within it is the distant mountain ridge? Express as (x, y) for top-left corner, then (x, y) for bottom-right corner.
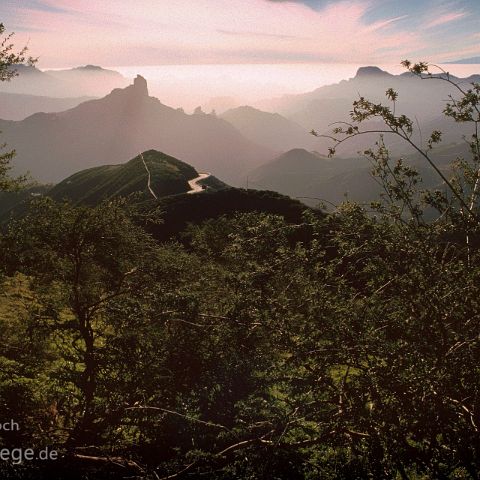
(354, 66), (392, 77)
(248, 148), (369, 200)
(0, 91), (93, 121)
(221, 106), (316, 152)
(0, 64), (128, 97)
(248, 142), (468, 209)
(255, 65), (480, 156)
(0, 76), (274, 184)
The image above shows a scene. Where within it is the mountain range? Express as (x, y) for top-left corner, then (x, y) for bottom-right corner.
(0, 64), (128, 97)
(447, 56), (480, 64)
(0, 76), (273, 184)
(0, 64), (128, 120)
(254, 66), (479, 157)
(1, 64), (479, 211)
(204, 67), (480, 162)
(0, 150), (316, 244)
(247, 149), (371, 207)
(248, 142), (469, 209)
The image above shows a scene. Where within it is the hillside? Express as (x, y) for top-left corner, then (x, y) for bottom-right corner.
(0, 150), (231, 222)
(247, 145), (460, 209)
(248, 148), (369, 199)
(0, 152), (316, 242)
(49, 150), (199, 205)
(0, 92), (93, 121)
(143, 187), (321, 242)
(221, 106), (316, 152)
(0, 76), (273, 185)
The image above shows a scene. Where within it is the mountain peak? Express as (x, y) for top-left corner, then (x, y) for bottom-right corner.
(355, 66), (391, 78)
(105, 75), (149, 100)
(133, 75), (149, 96)
(76, 65), (103, 71)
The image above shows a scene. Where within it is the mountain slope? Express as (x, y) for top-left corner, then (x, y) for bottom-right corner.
(221, 106), (316, 152)
(0, 150), (230, 222)
(255, 66), (479, 157)
(143, 188), (321, 242)
(0, 153), (318, 244)
(248, 144), (464, 209)
(0, 92), (93, 121)
(48, 150), (199, 205)
(0, 64), (127, 97)
(248, 148), (369, 198)
(0, 76), (274, 184)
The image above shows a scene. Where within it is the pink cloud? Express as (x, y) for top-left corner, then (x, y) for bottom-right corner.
(7, 0), (426, 67)
(425, 11), (466, 29)
(365, 15), (409, 32)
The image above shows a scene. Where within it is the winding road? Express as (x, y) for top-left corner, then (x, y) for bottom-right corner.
(187, 173), (210, 194)
(141, 152), (210, 198)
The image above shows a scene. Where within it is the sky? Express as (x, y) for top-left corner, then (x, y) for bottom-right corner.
(2, 0), (480, 68)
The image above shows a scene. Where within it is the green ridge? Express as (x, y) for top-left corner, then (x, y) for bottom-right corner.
(48, 150), (198, 205)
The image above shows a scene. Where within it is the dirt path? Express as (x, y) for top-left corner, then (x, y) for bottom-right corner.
(140, 153), (158, 200)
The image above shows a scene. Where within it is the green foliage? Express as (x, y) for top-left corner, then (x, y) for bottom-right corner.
(0, 23), (35, 192)
(1, 197), (163, 448)
(0, 145), (27, 192)
(0, 23), (35, 82)
(146, 187), (320, 243)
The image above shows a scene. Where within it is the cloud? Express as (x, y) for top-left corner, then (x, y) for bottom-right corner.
(440, 43), (480, 62)
(217, 29), (308, 40)
(365, 14), (409, 32)
(265, 0), (325, 8)
(425, 11), (466, 29)
(3, 0), (70, 14)
(2, 0), (473, 67)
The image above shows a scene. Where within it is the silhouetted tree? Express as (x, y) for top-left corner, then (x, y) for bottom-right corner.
(0, 23), (35, 191)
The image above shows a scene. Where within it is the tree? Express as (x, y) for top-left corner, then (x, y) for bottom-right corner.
(301, 61), (480, 478)
(312, 61), (480, 227)
(0, 23), (35, 191)
(2, 197), (164, 447)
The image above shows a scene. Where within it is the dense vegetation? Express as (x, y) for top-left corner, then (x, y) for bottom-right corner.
(1, 26), (480, 479)
(2, 177), (480, 479)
